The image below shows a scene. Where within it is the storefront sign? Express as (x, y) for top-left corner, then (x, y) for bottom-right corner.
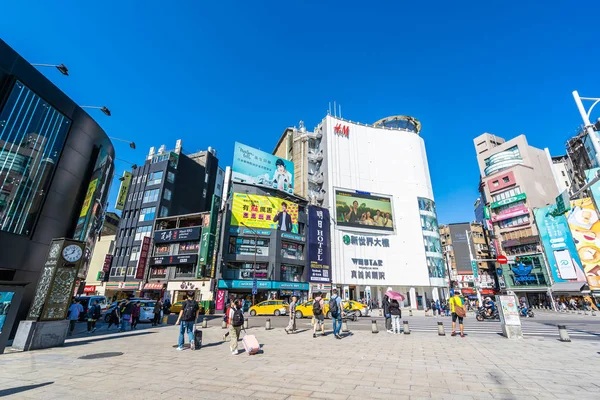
(281, 232), (305, 242)
(342, 234), (390, 247)
(105, 282), (140, 290)
(216, 289), (226, 311)
(154, 227), (201, 243)
(342, 232), (392, 284)
(217, 279), (309, 291)
(491, 205), (529, 222)
(198, 195), (221, 278)
(135, 236), (151, 279)
(334, 123), (349, 138)
(498, 295), (521, 326)
(102, 254), (113, 273)
(115, 171), (132, 211)
(144, 283), (164, 290)
(150, 254), (198, 266)
(229, 227), (271, 236)
(83, 285), (96, 293)
(490, 193), (527, 209)
(307, 206), (332, 283)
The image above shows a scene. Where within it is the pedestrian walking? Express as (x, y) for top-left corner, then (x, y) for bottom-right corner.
(228, 300), (244, 355)
(389, 298), (401, 334)
(67, 298), (83, 336)
(152, 299), (163, 326)
(383, 290), (392, 333)
(107, 304), (121, 330)
(86, 300), (100, 333)
(175, 292), (200, 351)
(120, 298), (135, 332)
(285, 295), (298, 334)
(222, 299), (234, 341)
(132, 301), (141, 329)
(312, 293), (326, 338)
(329, 289), (344, 339)
(449, 290), (466, 337)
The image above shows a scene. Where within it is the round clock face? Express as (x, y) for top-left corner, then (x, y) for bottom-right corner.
(62, 245), (83, 263)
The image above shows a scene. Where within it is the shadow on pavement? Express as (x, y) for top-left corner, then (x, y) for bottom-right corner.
(65, 331), (154, 347)
(0, 382), (53, 396)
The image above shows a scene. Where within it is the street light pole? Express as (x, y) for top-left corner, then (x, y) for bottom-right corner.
(81, 105), (111, 116)
(465, 230), (483, 306)
(109, 137), (136, 149)
(572, 91), (600, 167)
(241, 222), (259, 306)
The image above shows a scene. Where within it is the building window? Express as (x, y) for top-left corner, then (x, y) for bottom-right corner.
(202, 188), (207, 198)
(281, 241), (304, 260)
(561, 171), (566, 176)
(138, 192), (143, 201)
(150, 267), (167, 279)
(125, 247), (131, 256)
(565, 181), (569, 187)
(143, 189), (160, 203)
(130, 245), (140, 261)
(0, 81), (72, 236)
(126, 266), (136, 277)
(175, 265), (194, 278)
(503, 177), (510, 183)
(142, 174), (147, 182)
(179, 241), (199, 253)
(127, 193), (132, 202)
(139, 207), (156, 222)
(491, 187), (522, 203)
(163, 189), (172, 201)
(281, 264), (303, 282)
(225, 262), (268, 280)
(492, 180), (499, 187)
(135, 225), (152, 241)
(498, 215), (530, 229)
(159, 206), (169, 217)
(228, 237), (270, 256)
(167, 171), (175, 183)
(147, 171), (163, 186)
(154, 244), (170, 256)
(129, 227), (135, 237)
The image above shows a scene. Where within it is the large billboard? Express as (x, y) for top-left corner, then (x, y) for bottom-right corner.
(115, 171), (132, 211)
(231, 193), (299, 233)
(231, 142), (294, 194)
(534, 206), (585, 284)
(307, 206), (331, 283)
(448, 223), (473, 274)
(340, 232), (393, 285)
(567, 198), (600, 291)
(335, 189), (394, 231)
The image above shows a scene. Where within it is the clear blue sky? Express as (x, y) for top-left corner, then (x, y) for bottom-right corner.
(3, 1), (600, 224)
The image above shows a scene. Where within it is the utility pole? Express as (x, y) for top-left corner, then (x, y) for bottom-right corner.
(465, 230), (483, 305)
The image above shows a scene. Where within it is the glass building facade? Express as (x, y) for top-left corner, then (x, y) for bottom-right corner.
(0, 80), (71, 235)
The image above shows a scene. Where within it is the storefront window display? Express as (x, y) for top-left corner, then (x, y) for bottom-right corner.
(154, 244), (170, 256)
(503, 254), (550, 288)
(179, 241), (199, 254)
(228, 237), (269, 256)
(225, 262), (269, 280)
(281, 264), (303, 282)
(281, 241), (304, 260)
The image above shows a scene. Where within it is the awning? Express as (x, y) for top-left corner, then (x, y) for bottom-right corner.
(552, 282), (587, 293)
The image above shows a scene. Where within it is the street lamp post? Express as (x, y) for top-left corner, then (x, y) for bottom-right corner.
(109, 137), (136, 149)
(465, 230), (483, 306)
(241, 222), (259, 306)
(572, 91), (600, 167)
(81, 105), (111, 116)
(31, 63), (69, 76)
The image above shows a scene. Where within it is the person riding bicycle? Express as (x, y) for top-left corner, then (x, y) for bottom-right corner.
(483, 297), (496, 318)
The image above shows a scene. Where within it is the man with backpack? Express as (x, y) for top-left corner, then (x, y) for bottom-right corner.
(86, 300), (101, 334)
(312, 293), (325, 338)
(228, 299), (244, 355)
(329, 289), (344, 339)
(284, 296), (298, 334)
(175, 292), (200, 351)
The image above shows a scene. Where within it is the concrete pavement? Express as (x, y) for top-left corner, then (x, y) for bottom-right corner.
(1, 314), (599, 399)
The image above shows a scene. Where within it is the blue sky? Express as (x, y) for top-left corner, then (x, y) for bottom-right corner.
(3, 1), (600, 224)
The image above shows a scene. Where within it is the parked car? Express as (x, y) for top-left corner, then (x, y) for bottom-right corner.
(249, 300), (288, 316)
(103, 299), (157, 323)
(169, 301), (205, 315)
(344, 300), (370, 317)
(75, 296), (108, 321)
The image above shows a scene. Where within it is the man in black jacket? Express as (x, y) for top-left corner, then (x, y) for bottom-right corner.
(382, 292), (392, 333)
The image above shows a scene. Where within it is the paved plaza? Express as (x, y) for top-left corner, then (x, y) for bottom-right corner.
(0, 312), (599, 399)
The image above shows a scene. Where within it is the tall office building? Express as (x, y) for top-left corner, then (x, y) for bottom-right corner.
(474, 133), (560, 304)
(107, 142), (219, 300)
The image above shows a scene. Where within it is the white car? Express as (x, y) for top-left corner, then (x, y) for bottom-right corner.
(136, 300), (157, 322)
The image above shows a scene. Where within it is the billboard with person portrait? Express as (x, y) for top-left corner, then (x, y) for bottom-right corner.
(335, 189), (394, 231)
(231, 142), (294, 194)
(231, 193), (299, 233)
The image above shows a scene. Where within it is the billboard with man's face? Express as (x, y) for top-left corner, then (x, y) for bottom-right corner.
(231, 142), (294, 194)
(335, 189), (394, 231)
(231, 193), (299, 233)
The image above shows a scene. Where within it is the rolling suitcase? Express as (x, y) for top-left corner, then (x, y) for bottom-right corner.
(242, 330), (259, 355)
(192, 325), (202, 350)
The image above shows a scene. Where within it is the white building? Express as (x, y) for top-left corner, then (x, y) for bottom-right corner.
(293, 115), (447, 309)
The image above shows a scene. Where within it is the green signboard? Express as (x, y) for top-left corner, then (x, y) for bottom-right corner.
(555, 190), (571, 215)
(197, 194), (221, 278)
(471, 260), (479, 279)
(490, 193), (527, 209)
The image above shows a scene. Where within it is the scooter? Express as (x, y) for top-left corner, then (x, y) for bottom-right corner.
(475, 306), (499, 321)
(519, 306), (534, 318)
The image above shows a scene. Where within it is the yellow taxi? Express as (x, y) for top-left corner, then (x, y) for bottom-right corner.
(344, 300), (370, 317)
(295, 299), (368, 318)
(169, 301), (204, 315)
(249, 300), (289, 316)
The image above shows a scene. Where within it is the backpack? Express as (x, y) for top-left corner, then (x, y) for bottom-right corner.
(93, 305), (101, 319)
(182, 300), (197, 321)
(329, 298), (339, 316)
(232, 308), (244, 327)
(312, 300), (323, 315)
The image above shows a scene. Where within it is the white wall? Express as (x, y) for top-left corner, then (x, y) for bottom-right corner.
(320, 116), (437, 287)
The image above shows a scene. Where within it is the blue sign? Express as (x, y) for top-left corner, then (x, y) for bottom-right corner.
(217, 279), (309, 291)
(511, 263), (535, 282)
(229, 227), (271, 236)
(271, 281), (309, 290)
(533, 206), (584, 283)
(281, 232), (305, 242)
(307, 206), (332, 283)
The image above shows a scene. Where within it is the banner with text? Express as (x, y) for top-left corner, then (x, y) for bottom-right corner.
(341, 232), (393, 285)
(232, 142), (295, 194)
(231, 193), (298, 233)
(307, 206), (331, 283)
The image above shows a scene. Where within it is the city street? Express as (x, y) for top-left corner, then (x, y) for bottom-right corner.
(1, 311), (599, 399)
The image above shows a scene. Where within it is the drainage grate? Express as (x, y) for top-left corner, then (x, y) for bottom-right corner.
(78, 352), (123, 360)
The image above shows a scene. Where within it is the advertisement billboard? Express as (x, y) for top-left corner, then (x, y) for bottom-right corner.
(231, 193), (298, 233)
(231, 142), (294, 194)
(307, 206), (331, 283)
(116, 171), (132, 211)
(335, 189), (394, 231)
(567, 198), (600, 291)
(341, 232), (393, 285)
(534, 206), (585, 284)
(448, 223), (472, 274)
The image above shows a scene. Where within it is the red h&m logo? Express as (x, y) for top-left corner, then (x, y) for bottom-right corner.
(334, 124), (349, 138)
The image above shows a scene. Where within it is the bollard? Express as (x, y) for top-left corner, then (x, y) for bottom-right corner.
(243, 319), (249, 330)
(437, 321), (445, 336)
(379, 309), (383, 317)
(558, 325), (571, 342)
(266, 318), (271, 330)
(202, 319), (208, 328)
(409, 309), (413, 317)
(584, 310), (589, 315)
(342, 320), (349, 332)
(403, 320), (410, 335)
(371, 320), (379, 334)
(593, 311), (597, 316)
(221, 319), (227, 329)
(163, 316), (169, 324)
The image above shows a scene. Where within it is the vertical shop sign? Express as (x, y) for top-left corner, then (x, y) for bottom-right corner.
(135, 236), (151, 279)
(116, 171), (132, 210)
(198, 195), (221, 278)
(307, 206), (331, 283)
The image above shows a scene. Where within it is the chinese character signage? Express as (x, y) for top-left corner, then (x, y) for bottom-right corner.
(534, 206), (584, 284)
(308, 206), (331, 283)
(199, 195), (221, 278)
(116, 171), (132, 211)
(150, 254), (198, 266)
(567, 198), (600, 291)
(135, 236), (151, 279)
(153, 227), (201, 243)
(102, 254), (113, 273)
(342, 232), (392, 284)
(231, 193), (299, 233)
(231, 142), (294, 194)
(335, 189), (394, 231)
